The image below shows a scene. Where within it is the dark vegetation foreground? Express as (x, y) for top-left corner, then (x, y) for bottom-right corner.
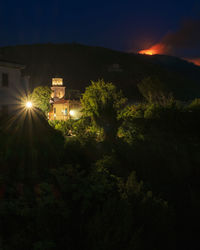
(1, 93), (200, 250)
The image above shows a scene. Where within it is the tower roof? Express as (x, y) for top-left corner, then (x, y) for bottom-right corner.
(54, 99), (69, 104)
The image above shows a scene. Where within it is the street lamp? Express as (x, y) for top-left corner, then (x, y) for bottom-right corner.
(26, 101), (33, 109)
(69, 110), (75, 116)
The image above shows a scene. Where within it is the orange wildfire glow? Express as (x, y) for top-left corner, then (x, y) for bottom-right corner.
(139, 43), (200, 67)
(185, 58), (200, 66)
(139, 43), (167, 56)
(139, 49), (154, 55)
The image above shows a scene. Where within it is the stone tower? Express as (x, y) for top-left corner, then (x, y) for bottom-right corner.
(51, 78), (66, 101)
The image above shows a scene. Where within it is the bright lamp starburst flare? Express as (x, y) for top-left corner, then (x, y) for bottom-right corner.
(26, 101), (33, 109)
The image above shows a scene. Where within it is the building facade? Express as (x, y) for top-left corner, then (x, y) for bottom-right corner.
(0, 59), (29, 115)
(49, 78), (82, 120)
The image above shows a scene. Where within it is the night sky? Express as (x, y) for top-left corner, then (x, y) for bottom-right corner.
(0, 0), (199, 53)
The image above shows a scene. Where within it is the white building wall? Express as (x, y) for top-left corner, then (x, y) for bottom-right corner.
(0, 62), (29, 113)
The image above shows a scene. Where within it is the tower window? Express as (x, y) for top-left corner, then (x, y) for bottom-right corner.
(2, 73), (9, 87)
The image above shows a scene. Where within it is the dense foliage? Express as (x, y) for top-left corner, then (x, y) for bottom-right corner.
(137, 76), (173, 104)
(31, 86), (52, 115)
(81, 79), (127, 141)
(1, 81), (200, 249)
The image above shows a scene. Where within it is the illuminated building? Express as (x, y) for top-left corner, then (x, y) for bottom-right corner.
(49, 78), (82, 120)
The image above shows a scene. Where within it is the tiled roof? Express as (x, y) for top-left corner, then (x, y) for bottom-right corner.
(54, 99), (69, 104)
(0, 59), (25, 69)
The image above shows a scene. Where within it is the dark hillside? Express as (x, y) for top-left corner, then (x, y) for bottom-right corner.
(1, 43), (200, 100)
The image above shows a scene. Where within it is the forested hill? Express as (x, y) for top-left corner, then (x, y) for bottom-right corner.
(1, 43), (200, 100)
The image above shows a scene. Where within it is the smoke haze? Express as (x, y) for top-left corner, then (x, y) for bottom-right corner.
(162, 19), (200, 54)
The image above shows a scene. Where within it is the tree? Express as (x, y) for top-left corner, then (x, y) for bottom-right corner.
(31, 86), (52, 115)
(138, 76), (173, 104)
(188, 98), (200, 110)
(81, 79), (127, 141)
